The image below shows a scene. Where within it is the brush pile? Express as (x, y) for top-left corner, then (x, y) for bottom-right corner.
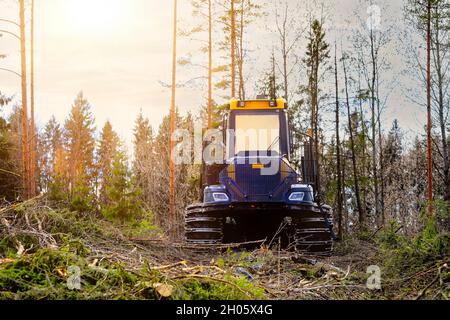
(0, 197), (448, 300)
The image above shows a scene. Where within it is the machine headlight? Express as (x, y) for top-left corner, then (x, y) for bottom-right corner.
(213, 192), (230, 202)
(288, 192), (305, 202)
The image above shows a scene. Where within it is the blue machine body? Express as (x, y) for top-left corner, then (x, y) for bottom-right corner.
(203, 99), (315, 206)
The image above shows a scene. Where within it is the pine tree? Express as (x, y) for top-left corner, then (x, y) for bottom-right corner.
(98, 121), (119, 204)
(303, 18), (330, 198)
(5, 106), (26, 200)
(64, 92), (96, 197)
(152, 114), (174, 229)
(48, 144), (67, 202)
(38, 116), (63, 192)
(383, 120), (405, 222)
(151, 111), (192, 233)
(0, 100), (20, 201)
(102, 148), (143, 223)
(407, 136), (428, 216)
(133, 113), (154, 206)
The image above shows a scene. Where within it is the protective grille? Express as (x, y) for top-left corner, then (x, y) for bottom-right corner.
(220, 159), (298, 202)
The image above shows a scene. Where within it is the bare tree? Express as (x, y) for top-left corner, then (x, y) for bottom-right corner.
(215, 0), (263, 100)
(178, 0), (215, 128)
(334, 44), (343, 238)
(275, 0), (304, 105)
(405, 0), (450, 210)
(352, 2), (393, 225)
(170, 0), (178, 225)
(342, 53), (365, 228)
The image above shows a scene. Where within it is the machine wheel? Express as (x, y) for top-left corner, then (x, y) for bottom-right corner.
(185, 204), (224, 245)
(291, 207), (333, 256)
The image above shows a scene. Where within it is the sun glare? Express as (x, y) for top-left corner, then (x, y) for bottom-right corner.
(65, 0), (125, 35)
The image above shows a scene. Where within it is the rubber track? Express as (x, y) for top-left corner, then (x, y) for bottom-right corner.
(291, 208), (333, 256)
(184, 203), (333, 255)
(185, 205), (224, 245)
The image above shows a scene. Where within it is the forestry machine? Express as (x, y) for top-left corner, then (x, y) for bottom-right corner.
(185, 97), (334, 255)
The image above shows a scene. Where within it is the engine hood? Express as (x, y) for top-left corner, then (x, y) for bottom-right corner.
(219, 155), (298, 202)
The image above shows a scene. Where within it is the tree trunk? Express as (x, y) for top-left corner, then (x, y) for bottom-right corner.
(334, 46), (343, 239)
(312, 50), (320, 198)
(358, 75), (369, 217)
(169, 0), (178, 231)
(426, 0), (433, 217)
(282, 20), (288, 103)
(231, 0), (236, 98)
(433, 6), (450, 203)
(238, 0), (245, 100)
(19, 0), (29, 199)
(208, 0), (213, 129)
(271, 51), (277, 99)
(342, 56), (365, 228)
(370, 27), (380, 222)
(30, 0), (36, 197)
(376, 74), (385, 226)
(342, 152), (349, 235)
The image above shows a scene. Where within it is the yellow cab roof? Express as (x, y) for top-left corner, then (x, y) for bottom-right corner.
(230, 98), (286, 110)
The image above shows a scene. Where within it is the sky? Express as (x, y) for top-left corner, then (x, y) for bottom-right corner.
(0, 0), (427, 150)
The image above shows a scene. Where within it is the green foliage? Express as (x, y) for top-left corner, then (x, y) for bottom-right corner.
(0, 248), (160, 300)
(378, 210), (450, 275)
(174, 274), (265, 300)
(255, 54), (282, 99)
(132, 112), (154, 205)
(432, 200), (450, 233)
(64, 92), (97, 189)
(70, 182), (96, 214)
(47, 175), (67, 202)
(0, 204), (159, 300)
(304, 19), (330, 67)
(98, 121), (120, 203)
(0, 202), (262, 300)
(374, 208), (450, 299)
(220, 249), (253, 268)
(102, 150), (143, 223)
(125, 213), (161, 238)
(171, 248), (266, 300)
(414, 201), (450, 257)
(377, 221), (405, 250)
(0, 110), (20, 201)
(39, 116), (64, 193)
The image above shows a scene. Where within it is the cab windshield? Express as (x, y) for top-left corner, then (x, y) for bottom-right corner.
(233, 114), (280, 155)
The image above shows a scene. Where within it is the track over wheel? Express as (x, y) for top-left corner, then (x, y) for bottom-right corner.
(291, 207), (333, 256)
(185, 204), (224, 245)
